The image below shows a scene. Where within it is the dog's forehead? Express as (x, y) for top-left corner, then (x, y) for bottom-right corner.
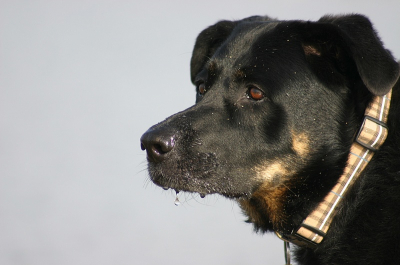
(213, 21), (280, 62)
(226, 21), (280, 56)
(206, 20), (298, 78)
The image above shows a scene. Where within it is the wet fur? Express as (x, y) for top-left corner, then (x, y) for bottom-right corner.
(141, 14), (400, 264)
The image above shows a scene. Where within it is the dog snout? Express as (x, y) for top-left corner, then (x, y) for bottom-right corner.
(140, 128), (175, 162)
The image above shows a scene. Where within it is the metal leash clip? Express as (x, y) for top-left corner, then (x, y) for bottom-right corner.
(284, 241), (292, 265)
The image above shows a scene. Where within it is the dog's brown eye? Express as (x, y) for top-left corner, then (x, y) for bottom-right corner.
(247, 87), (264, 100)
(198, 83), (206, 95)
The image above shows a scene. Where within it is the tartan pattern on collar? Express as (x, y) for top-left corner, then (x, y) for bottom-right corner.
(291, 90), (393, 247)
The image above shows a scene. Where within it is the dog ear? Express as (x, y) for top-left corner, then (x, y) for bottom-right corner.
(190, 20), (237, 83)
(302, 14), (399, 95)
(190, 16), (272, 83)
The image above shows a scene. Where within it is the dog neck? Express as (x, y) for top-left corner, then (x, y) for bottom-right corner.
(276, 89), (393, 248)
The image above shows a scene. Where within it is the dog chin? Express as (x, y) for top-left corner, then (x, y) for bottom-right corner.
(150, 173), (249, 200)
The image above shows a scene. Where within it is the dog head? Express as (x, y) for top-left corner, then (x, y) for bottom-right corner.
(141, 14), (399, 232)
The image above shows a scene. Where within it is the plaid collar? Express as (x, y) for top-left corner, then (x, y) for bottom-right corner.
(277, 89), (393, 249)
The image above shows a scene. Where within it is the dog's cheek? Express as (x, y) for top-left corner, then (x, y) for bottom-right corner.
(291, 131), (310, 157)
(252, 130), (310, 184)
(254, 161), (290, 185)
(238, 130), (311, 230)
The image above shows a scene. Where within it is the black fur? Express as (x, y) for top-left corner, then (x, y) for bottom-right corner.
(140, 14), (400, 264)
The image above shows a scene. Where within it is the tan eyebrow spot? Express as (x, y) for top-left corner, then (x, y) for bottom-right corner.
(208, 61), (217, 72)
(302, 44), (322, 57)
(234, 68), (246, 80)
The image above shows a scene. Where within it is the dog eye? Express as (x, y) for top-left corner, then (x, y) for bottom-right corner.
(197, 83), (207, 96)
(247, 87), (265, 100)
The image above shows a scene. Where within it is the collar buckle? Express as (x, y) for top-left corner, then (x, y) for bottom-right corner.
(275, 228), (318, 249)
(355, 115), (388, 152)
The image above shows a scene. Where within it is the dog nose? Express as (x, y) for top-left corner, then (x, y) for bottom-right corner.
(140, 128), (175, 162)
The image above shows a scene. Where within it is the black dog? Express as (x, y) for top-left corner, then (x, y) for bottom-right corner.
(140, 14), (400, 264)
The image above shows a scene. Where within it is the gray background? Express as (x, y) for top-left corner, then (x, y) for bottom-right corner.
(1, 0), (399, 264)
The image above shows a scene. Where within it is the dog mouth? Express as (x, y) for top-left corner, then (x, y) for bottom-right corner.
(145, 150), (225, 195)
(150, 172), (213, 199)
(150, 170), (250, 200)
(160, 185), (207, 199)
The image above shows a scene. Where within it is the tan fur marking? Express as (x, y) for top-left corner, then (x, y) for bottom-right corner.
(302, 44), (322, 56)
(292, 131), (310, 157)
(255, 161), (288, 182)
(208, 61), (217, 73)
(242, 131), (310, 230)
(239, 183), (289, 229)
(256, 184), (287, 224)
(243, 161), (295, 230)
(234, 68), (246, 79)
